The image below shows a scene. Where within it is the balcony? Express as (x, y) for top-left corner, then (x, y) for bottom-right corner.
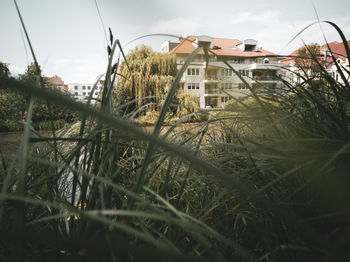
(252, 75), (279, 82)
(204, 69), (220, 83)
(204, 75), (220, 83)
(250, 62), (284, 70)
(205, 89), (221, 95)
(201, 57), (218, 65)
(205, 96), (220, 109)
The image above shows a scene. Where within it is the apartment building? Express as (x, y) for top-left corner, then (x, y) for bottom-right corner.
(162, 35), (286, 108)
(282, 41), (350, 84)
(67, 81), (103, 102)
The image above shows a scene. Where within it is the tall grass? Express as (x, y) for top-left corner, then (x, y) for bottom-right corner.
(1, 3), (350, 260)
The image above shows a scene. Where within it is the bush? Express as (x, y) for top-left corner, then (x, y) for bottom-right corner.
(0, 119), (23, 132)
(175, 91), (201, 121)
(32, 119), (66, 130)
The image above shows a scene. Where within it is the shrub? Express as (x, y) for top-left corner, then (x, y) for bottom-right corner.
(0, 120), (23, 132)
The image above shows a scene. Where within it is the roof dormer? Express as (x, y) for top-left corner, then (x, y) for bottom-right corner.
(244, 39), (258, 52)
(194, 35), (213, 49)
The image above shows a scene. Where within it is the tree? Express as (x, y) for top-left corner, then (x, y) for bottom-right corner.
(20, 62), (42, 84)
(0, 61), (10, 79)
(116, 45), (177, 111)
(294, 43), (322, 78)
(0, 61), (27, 125)
(0, 62), (75, 131)
(175, 91), (200, 119)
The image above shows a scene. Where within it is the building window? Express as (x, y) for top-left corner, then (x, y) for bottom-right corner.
(187, 83), (200, 90)
(221, 83), (233, 90)
(221, 68), (232, 77)
(82, 86), (86, 90)
(221, 96), (230, 103)
(74, 86), (78, 90)
(95, 92), (98, 95)
(239, 70), (249, 76)
(238, 83), (249, 90)
(74, 92), (78, 95)
(88, 92), (90, 95)
(187, 68), (200, 76)
(88, 86), (91, 90)
(83, 92), (86, 95)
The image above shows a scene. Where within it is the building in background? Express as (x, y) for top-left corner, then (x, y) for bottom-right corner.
(320, 41), (349, 85)
(45, 75), (67, 92)
(162, 35), (286, 108)
(281, 41), (350, 84)
(67, 81), (103, 102)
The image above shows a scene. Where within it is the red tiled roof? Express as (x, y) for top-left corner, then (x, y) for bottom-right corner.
(281, 41), (350, 66)
(169, 36), (277, 57)
(321, 40), (350, 60)
(47, 75), (64, 85)
(280, 46), (309, 64)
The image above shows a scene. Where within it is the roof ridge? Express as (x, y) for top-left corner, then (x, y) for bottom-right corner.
(168, 36), (195, 54)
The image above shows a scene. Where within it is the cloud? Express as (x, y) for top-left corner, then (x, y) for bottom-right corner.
(9, 65), (26, 78)
(151, 18), (199, 37)
(258, 17), (350, 54)
(49, 55), (107, 83)
(228, 11), (350, 55)
(231, 11), (282, 26)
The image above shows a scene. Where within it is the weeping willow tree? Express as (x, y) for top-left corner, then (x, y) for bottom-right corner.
(116, 45), (177, 112)
(176, 91), (200, 119)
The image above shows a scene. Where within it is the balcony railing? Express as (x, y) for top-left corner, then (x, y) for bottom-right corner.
(255, 61), (281, 65)
(205, 75), (219, 80)
(205, 89), (221, 94)
(252, 76), (279, 81)
(204, 75), (221, 82)
(224, 59), (281, 65)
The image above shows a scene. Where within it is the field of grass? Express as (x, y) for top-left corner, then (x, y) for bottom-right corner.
(1, 2), (350, 261)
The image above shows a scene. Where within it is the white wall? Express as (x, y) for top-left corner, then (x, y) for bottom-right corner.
(180, 58), (285, 108)
(68, 83), (102, 102)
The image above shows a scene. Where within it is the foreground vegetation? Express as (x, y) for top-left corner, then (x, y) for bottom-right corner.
(0, 7), (350, 260)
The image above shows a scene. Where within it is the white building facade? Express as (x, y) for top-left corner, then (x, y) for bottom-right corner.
(331, 57), (349, 84)
(163, 36), (286, 108)
(67, 82), (103, 102)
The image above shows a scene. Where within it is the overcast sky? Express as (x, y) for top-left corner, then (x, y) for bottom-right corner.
(1, 0), (349, 83)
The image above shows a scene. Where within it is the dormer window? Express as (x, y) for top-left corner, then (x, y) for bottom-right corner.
(244, 39), (258, 52)
(194, 35), (213, 49)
